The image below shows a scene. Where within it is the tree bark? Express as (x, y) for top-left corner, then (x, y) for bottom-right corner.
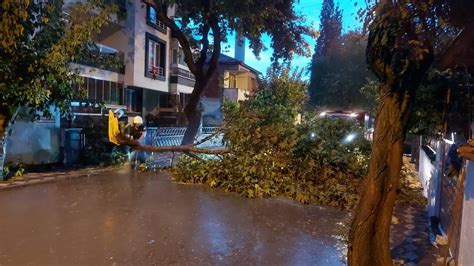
(155, 5), (221, 145)
(0, 113), (8, 180)
(0, 108), (19, 180)
(181, 80), (205, 145)
(348, 85), (412, 265)
(346, 1), (435, 262)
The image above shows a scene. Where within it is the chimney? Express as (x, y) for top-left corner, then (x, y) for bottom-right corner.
(235, 33), (245, 62)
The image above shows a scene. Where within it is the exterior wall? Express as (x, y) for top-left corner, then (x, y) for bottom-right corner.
(226, 71), (256, 101)
(223, 88), (238, 102)
(201, 97), (223, 126)
(418, 144), (442, 217)
(6, 108), (60, 165)
(169, 39), (194, 94)
(99, 0), (171, 92)
(71, 63), (124, 83)
(208, 67), (258, 102)
(204, 70), (222, 98)
(130, 1), (169, 92)
(99, 23), (134, 86)
(459, 160), (474, 265)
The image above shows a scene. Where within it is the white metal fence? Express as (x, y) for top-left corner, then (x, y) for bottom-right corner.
(144, 127), (220, 147)
(140, 127), (223, 169)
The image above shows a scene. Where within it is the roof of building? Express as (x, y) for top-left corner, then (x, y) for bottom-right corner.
(207, 53), (261, 75)
(438, 23), (474, 74)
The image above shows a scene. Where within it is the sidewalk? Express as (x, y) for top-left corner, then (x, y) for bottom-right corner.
(0, 165), (119, 190)
(0, 152), (178, 190)
(389, 158), (445, 265)
(391, 206), (439, 265)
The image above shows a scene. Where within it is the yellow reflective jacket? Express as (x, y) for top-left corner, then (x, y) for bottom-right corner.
(108, 110), (120, 145)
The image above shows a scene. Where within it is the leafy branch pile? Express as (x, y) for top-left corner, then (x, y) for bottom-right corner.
(173, 69), (372, 210)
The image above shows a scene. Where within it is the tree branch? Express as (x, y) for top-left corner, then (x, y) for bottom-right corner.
(153, 2), (200, 75)
(196, 24), (211, 68)
(206, 16), (222, 80)
(193, 126), (226, 146)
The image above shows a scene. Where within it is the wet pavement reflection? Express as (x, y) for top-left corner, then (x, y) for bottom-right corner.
(0, 169), (347, 265)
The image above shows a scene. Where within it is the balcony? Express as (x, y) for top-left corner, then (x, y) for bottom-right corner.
(148, 65), (165, 79)
(76, 44), (125, 74)
(171, 67), (195, 80)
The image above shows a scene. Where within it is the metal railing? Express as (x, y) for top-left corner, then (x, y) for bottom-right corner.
(144, 127), (221, 147)
(171, 67), (195, 80)
(156, 20), (166, 31)
(148, 65), (165, 78)
(140, 127), (223, 169)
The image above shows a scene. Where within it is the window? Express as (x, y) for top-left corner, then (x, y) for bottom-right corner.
(147, 5), (167, 32)
(179, 93), (189, 109)
(172, 48), (186, 65)
(88, 78), (96, 99)
(82, 77), (123, 104)
(145, 33), (166, 80)
(110, 82), (118, 105)
(104, 80), (110, 102)
(96, 79), (104, 101)
(126, 89), (137, 112)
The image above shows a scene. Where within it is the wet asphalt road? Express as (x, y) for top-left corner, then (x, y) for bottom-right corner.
(0, 169), (347, 265)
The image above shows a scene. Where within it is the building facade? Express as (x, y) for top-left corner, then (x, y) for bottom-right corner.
(202, 53), (260, 125)
(67, 0), (194, 126)
(6, 0), (260, 166)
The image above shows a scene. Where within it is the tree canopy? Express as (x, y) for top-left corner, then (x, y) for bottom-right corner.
(0, 0), (117, 121)
(0, 0), (117, 179)
(153, 0), (317, 70)
(150, 0), (317, 144)
(310, 31), (375, 111)
(313, 0), (342, 58)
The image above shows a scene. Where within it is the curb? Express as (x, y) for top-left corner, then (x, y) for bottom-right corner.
(0, 166), (121, 190)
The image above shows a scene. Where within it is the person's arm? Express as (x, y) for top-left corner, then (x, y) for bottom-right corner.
(137, 128), (146, 142)
(121, 123), (133, 138)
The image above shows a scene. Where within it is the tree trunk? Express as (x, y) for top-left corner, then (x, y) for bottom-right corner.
(0, 114), (8, 180)
(181, 108), (202, 145)
(0, 108), (17, 180)
(181, 80), (206, 145)
(348, 85), (412, 265)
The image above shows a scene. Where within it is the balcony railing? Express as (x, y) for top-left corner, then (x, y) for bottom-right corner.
(155, 20), (167, 31)
(76, 44), (125, 73)
(148, 65), (165, 78)
(171, 67), (195, 80)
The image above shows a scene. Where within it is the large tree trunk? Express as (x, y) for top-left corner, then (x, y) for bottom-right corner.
(181, 80), (207, 145)
(347, 1), (435, 263)
(348, 85), (412, 265)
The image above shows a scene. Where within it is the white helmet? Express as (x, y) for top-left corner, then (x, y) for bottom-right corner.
(133, 116), (143, 124)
